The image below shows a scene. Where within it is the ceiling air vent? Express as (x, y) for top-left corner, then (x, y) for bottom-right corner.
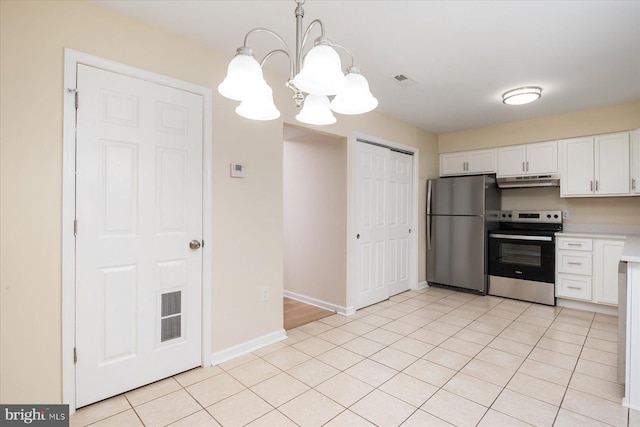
(393, 74), (418, 87)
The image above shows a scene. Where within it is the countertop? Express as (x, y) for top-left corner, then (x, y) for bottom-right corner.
(622, 235), (640, 263)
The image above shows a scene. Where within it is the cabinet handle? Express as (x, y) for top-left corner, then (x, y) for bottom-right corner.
(465, 161), (469, 171)
(567, 243), (581, 247)
(596, 180), (599, 191)
(567, 262), (582, 266)
(526, 161), (529, 172)
(590, 180), (593, 192)
(633, 178), (637, 190)
(522, 162), (525, 172)
(567, 286), (582, 290)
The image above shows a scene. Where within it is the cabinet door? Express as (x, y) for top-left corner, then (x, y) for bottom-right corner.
(467, 149), (496, 174)
(593, 239), (624, 306)
(527, 141), (558, 175)
(440, 152), (467, 176)
(497, 145), (527, 177)
(631, 129), (640, 195)
(595, 132), (630, 195)
(560, 138), (594, 197)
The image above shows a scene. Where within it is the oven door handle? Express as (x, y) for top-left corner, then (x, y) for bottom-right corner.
(489, 233), (553, 242)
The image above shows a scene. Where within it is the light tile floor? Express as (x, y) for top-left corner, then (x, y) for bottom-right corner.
(71, 287), (640, 427)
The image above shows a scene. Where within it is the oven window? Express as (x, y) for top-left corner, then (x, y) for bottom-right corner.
(499, 243), (541, 267)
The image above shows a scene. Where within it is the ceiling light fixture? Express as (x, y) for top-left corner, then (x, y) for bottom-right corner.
(502, 86), (542, 105)
(218, 0), (378, 125)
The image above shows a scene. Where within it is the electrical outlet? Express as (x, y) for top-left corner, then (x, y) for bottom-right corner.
(261, 287), (269, 302)
(562, 210), (569, 220)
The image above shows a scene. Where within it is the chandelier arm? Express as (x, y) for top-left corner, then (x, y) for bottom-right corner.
(330, 43), (355, 69)
(243, 27), (291, 55)
(299, 19), (325, 58)
(259, 49), (295, 80)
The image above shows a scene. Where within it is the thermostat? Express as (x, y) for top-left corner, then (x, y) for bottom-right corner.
(230, 162), (245, 178)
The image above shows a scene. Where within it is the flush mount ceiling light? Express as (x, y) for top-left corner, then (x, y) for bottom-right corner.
(502, 86), (543, 105)
(218, 0), (378, 126)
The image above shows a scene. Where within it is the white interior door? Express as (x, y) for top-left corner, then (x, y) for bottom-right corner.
(75, 64), (203, 407)
(354, 142), (415, 309)
(387, 151), (413, 296)
(355, 142), (390, 309)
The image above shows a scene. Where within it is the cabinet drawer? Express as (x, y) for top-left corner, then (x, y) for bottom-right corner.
(557, 274), (592, 301)
(557, 251), (592, 275)
(557, 237), (593, 251)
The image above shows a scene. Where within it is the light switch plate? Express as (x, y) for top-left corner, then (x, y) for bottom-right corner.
(230, 162), (245, 178)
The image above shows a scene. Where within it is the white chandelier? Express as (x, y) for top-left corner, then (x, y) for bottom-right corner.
(218, 0), (378, 125)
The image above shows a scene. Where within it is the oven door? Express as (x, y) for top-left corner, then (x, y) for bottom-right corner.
(488, 232), (555, 283)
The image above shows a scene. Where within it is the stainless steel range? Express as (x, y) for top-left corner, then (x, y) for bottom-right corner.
(488, 210), (562, 305)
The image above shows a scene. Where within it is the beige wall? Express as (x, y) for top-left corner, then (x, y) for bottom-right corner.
(283, 132), (347, 307)
(438, 102), (640, 225)
(0, 0), (436, 403)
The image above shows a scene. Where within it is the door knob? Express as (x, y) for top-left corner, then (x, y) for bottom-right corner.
(189, 240), (202, 250)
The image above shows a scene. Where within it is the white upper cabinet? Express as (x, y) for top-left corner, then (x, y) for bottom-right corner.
(560, 132), (630, 197)
(440, 148), (496, 176)
(497, 141), (558, 177)
(632, 129), (640, 195)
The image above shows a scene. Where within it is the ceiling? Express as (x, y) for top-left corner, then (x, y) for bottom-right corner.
(92, 0), (640, 134)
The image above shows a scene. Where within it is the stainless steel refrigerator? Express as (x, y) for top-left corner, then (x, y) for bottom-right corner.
(426, 175), (501, 293)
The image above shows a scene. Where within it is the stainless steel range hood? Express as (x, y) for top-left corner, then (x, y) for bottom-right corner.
(496, 174), (560, 188)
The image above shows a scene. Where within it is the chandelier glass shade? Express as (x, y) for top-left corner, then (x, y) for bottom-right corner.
(330, 67), (378, 115)
(217, 0), (377, 125)
(217, 48), (267, 101)
(236, 85), (280, 121)
(296, 94), (336, 125)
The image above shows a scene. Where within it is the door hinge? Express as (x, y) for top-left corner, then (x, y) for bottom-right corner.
(73, 347), (77, 364)
(67, 88), (78, 109)
(74, 219), (78, 236)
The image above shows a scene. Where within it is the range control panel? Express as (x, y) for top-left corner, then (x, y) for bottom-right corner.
(499, 210), (562, 224)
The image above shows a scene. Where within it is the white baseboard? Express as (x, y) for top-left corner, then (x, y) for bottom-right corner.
(283, 290), (352, 316)
(210, 329), (287, 366)
(416, 281), (429, 290)
(556, 298), (618, 316)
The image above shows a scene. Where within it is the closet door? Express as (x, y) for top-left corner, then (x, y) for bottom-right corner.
(354, 142), (413, 309)
(354, 142), (390, 309)
(387, 151), (413, 296)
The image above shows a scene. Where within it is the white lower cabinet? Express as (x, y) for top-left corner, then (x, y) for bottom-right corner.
(593, 239), (624, 305)
(557, 274), (592, 301)
(556, 236), (624, 306)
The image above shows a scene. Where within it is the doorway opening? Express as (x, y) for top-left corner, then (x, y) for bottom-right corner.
(283, 125), (347, 327)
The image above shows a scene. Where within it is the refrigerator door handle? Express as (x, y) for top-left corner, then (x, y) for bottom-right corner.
(427, 180), (432, 217)
(427, 180), (432, 250)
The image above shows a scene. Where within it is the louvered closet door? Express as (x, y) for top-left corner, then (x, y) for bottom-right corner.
(75, 64), (203, 407)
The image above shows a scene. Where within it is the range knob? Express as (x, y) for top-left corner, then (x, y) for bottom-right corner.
(547, 214), (552, 219)
(554, 214), (559, 219)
